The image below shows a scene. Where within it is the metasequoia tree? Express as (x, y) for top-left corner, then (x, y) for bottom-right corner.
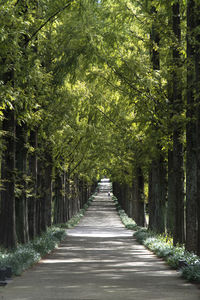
(196, 1), (200, 256)
(0, 0), (98, 248)
(0, 0), (200, 254)
(186, 0), (200, 254)
(171, 0), (185, 245)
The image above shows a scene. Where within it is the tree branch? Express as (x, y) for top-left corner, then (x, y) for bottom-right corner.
(70, 152), (86, 175)
(67, 137), (84, 161)
(95, 107), (122, 131)
(25, 1), (73, 46)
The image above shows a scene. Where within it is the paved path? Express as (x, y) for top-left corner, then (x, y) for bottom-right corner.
(0, 180), (200, 299)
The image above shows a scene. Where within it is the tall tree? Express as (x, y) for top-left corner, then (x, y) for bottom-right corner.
(0, 108), (17, 248)
(186, 0), (198, 252)
(148, 5), (166, 233)
(194, 1), (200, 255)
(171, 1), (185, 245)
(0, 4), (17, 247)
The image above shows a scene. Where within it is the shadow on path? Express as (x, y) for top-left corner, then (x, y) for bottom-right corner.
(0, 180), (199, 299)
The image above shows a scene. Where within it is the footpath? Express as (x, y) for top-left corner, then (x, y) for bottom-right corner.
(0, 179), (199, 300)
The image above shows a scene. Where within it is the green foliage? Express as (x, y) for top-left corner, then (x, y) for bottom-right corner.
(113, 192), (200, 283)
(0, 227), (66, 276)
(0, 190), (95, 276)
(31, 227), (66, 257)
(112, 195), (138, 230)
(134, 228), (200, 283)
(181, 265), (200, 282)
(0, 0), (176, 186)
(0, 0), (198, 262)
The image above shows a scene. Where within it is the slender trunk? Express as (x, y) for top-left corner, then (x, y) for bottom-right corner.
(148, 5), (166, 233)
(79, 179), (83, 208)
(167, 150), (175, 235)
(172, 2), (185, 245)
(28, 129), (38, 239)
(136, 167), (145, 226)
(44, 151), (53, 228)
(148, 168), (153, 228)
(15, 123), (29, 244)
(36, 150), (53, 232)
(43, 160), (53, 228)
(53, 172), (63, 224)
(132, 167), (145, 226)
(75, 176), (80, 214)
(148, 157), (167, 233)
(83, 180), (88, 205)
(0, 109), (17, 248)
(195, 2), (200, 255)
(122, 183), (128, 215)
(36, 160), (42, 235)
(62, 170), (67, 223)
(186, 0), (198, 252)
(173, 130), (185, 244)
(166, 10), (175, 235)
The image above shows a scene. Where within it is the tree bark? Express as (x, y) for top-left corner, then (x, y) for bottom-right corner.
(167, 149), (175, 235)
(0, 109), (17, 248)
(53, 172), (63, 224)
(148, 157), (167, 233)
(195, 2), (200, 255)
(43, 153), (53, 228)
(28, 129), (38, 239)
(186, 0), (198, 252)
(132, 167), (145, 226)
(148, 5), (166, 233)
(172, 2), (185, 245)
(15, 123), (29, 244)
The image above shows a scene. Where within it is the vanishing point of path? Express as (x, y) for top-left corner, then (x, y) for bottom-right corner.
(0, 180), (200, 300)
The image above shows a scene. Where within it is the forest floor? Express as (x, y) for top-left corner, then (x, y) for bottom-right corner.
(0, 180), (200, 300)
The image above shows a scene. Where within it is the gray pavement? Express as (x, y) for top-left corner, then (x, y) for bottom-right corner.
(0, 180), (200, 299)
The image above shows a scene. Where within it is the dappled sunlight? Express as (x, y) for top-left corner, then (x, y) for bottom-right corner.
(1, 182), (199, 300)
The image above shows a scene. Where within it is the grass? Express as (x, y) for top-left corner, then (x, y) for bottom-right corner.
(0, 193), (95, 277)
(112, 194), (200, 283)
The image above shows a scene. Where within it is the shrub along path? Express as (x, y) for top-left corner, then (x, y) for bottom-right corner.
(0, 179), (200, 300)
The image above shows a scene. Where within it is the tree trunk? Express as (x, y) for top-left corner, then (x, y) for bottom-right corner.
(195, 2), (200, 255)
(148, 157), (167, 233)
(132, 167), (145, 226)
(15, 123), (29, 244)
(186, 0), (198, 252)
(0, 109), (17, 248)
(36, 160), (42, 235)
(43, 153), (53, 228)
(148, 168), (153, 228)
(62, 170), (67, 223)
(53, 172), (63, 224)
(172, 2), (185, 245)
(28, 129), (38, 239)
(148, 5), (166, 233)
(167, 149), (175, 235)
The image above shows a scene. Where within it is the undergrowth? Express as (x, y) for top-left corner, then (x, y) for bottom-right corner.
(134, 228), (200, 283)
(112, 195), (139, 230)
(0, 227), (66, 276)
(59, 195), (95, 229)
(112, 195), (200, 283)
(0, 194), (95, 277)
